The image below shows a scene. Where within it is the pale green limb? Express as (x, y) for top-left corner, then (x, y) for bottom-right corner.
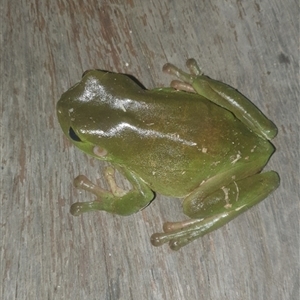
(151, 171), (279, 250)
(163, 58), (278, 140)
(70, 167), (154, 216)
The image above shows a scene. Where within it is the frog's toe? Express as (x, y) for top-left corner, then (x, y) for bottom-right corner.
(150, 219), (204, 250)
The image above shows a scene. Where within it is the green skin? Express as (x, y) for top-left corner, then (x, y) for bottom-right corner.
(57, 59), (280, 250)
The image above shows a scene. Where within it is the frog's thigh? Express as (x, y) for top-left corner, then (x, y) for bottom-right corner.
(183, 171), (280, 219)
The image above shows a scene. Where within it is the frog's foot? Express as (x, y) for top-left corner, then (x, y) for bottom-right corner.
(151, 215), (237, 250)
(70, 167), (154, 216)
(151, 218), (212, 250)
(162, 58), (203, 93)
(70, 173), (116, 216)
(151, 171), (279, 250)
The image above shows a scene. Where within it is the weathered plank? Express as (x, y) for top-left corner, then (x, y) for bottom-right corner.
(1, 1), (299, 299)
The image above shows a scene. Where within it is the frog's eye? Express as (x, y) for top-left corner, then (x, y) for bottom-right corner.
(69, 127), (82, 142)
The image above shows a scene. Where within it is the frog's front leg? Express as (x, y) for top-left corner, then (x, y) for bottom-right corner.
(163, 59), (277, 140)
(70, 166), (154, 216)
(151, 171), (279, 250)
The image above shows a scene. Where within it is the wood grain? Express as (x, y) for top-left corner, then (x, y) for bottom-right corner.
(1, 1), (299, 299)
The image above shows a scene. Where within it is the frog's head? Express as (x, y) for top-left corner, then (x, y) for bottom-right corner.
(57, 70), (144, 161)
(57, 70), (119, 160)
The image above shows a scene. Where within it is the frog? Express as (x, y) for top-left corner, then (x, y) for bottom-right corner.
(57, 58), (279, 250)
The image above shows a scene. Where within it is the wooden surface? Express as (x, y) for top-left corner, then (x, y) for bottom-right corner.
(2, 1), (299, 299)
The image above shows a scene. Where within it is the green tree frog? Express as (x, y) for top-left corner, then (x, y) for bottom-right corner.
(57, 59), (279, 250)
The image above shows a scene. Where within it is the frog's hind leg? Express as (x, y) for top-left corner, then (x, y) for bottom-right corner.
(151, 171), (279, 250)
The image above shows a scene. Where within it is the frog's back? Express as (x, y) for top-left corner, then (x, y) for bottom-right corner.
(102, 88), (274, 196)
